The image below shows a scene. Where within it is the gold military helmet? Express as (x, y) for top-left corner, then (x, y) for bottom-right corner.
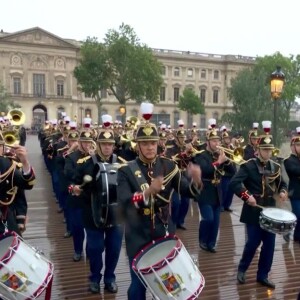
(257, 121), (274, 150)
(134, 102), (159, 142)
(97, 128), (115, 144)
(79, 117), (94, 141)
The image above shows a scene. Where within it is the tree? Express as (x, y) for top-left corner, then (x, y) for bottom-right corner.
(0, 83), (15, 113)
(104, 23), (163, 122)
(74, 37), (109, 124)
(178, 88), (205, 120)
(74, 24), (163, 124)
(221, 52), (300, 145)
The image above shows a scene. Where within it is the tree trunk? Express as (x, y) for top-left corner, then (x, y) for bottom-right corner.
(95, 96), (102, 125)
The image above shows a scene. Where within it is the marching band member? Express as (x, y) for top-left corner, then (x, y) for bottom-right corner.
(157, 131), (167, 156)
(230, 121), (288, 289)
(166, 124), (192, 230)
(117, 102), (202, 300)
(63, 126), (87, 262)
(220, 126), (237, 212)
(243, 122), (260, 160)
(0, 133), (35, 234)
(283, 127), (300, 243)
(70, 115), (123, 294)
(192, 119), (234, 253)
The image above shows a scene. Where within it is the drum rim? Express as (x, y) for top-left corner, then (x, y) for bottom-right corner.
(132, 235), (182, 273)
(261, 207), (297, 222)
(0, 231), (19, 271)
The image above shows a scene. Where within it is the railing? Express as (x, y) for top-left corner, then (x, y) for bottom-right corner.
(8, 93), (73, 100)
(152, 48), (256, 62)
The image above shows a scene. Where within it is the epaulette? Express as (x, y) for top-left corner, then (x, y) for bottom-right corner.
(77, 156), (91, 164)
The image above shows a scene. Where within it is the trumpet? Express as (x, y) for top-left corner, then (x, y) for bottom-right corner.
(217, 145), (245, 165)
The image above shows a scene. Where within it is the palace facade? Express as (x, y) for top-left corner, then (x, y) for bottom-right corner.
(0, 27), (255, 129)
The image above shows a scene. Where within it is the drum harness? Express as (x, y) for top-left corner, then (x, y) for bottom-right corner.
(253, 159), (281, 205)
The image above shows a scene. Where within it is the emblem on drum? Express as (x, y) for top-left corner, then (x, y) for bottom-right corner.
(1, 271), (30, 291)
(156, 272), (183, 295)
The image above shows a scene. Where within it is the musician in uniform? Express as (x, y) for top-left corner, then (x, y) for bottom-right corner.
(64, 127), (87, 262)
(0, 139), (35, 234)
(243, 122), (260, 161)
(229, 121), (288, 289)
(283, 126), (300, 242)
(71, 116), (123, 294)
(192, 119), (234, 253)
(117, 102), (202, 300)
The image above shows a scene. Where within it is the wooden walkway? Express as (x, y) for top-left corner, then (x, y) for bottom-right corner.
(19, 135), (300, 300)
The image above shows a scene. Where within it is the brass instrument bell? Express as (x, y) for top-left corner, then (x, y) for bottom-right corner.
(272, 148), (280, 156)
(217, 145), (245, 165)
(2, 130), (20, 147)
(6, 109), (26, 126)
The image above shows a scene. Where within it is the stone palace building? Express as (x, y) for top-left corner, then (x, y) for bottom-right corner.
(0, 27), (255, 129)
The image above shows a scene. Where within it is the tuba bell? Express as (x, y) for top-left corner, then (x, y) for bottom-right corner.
(6, 109), (26, 126)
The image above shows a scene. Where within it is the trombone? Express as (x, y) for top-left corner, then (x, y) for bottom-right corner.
(217, 145), (245, 165)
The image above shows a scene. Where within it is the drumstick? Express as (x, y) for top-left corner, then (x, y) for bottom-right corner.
(255, 204), (264, 209)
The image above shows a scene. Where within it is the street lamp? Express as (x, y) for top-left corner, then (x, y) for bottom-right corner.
(119, 105), (126, 124)
(270, 66), (285, 146)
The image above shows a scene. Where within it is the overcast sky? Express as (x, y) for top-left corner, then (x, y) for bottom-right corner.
(1, 0), (299, 57)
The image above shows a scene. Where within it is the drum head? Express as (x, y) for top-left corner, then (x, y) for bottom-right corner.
(262, 208), (296, 222)
(135, 238), (178, 270)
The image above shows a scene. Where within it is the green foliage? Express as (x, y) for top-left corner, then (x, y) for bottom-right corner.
(0, 83), (14, 113)
(74, 24), (163, 122)
(104, 23), (163, 104)
(178, 88), (205, 115)
(222, 52), (300, 144)
(74, 37), (109, 100)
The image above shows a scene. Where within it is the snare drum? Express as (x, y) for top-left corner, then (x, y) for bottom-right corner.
(132, 235), (205, 300)
(259, 208), (297, 235)
(0, 232), (54, 300)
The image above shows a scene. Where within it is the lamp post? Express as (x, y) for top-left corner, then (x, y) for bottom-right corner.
(270, 66), (285, 146)
(119, 105), (126, 125)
